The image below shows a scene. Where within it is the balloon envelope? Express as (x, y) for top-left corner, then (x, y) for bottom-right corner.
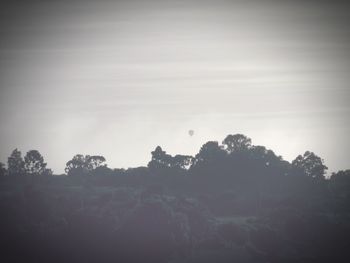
(188, 130), (194, 136)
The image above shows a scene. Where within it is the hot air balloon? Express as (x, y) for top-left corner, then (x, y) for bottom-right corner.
(188, 130), (194, 137)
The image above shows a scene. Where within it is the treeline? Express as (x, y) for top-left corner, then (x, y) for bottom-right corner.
(2, 133), (350, 213)
(1, 149), (53, 176)
(1, 134), (350, 262)
(0, 134), (345, 181)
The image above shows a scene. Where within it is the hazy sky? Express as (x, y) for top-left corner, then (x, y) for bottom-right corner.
(0, 0), (349, 174)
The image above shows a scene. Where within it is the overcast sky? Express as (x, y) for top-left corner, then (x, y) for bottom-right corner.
(0, 0), (349, 174)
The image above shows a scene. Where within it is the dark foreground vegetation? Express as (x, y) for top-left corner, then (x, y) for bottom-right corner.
(1, 134), (350, 262)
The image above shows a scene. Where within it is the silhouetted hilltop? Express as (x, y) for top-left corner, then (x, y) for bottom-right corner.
(0, 134), (349, 262)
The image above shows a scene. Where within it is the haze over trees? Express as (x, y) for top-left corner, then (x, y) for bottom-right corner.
(0, 133), (349, 263)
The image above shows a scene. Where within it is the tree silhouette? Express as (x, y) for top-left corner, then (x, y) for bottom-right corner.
(24, 150), (47, 175)
(42, 168), (53, 176)
(65, 154), (87, 176)
(65, 154), (107, 176)
(222, 134), (252, 153)
(330, 169), (350, 195)
(194, 141), (226, 164)
(2, 133), (350, 263)
(148, 147), (194, 173)
(7, 149), (25, 176)
(172, 154), (194, 170)
(292, 151), (327, 179)
(190, 141), (228, 183)
(331, 169), (350, 181)
(0, 162), (6, 176)
(148, 146), (172, 170)
(248, 145), (287, 169)
(86, 155), (106, 170)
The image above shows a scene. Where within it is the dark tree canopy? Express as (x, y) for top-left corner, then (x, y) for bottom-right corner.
(331, 169), (350, 180)
(172, 154), (194, 170)
(330, 170), (350, 186)
(292, 151), (328, 179)
(65, 154), (87, 176)
(148, 146), (171, 169)
(65, 154), (107, 176)
(222, 134), (252, 153)
(2, 133), (350, 263)
(7, 149), (25, 176)
(0, 162), (6, 176)
(247, 146), (283, 166)
(86, 155), (106, 170)
(148, 146), (193, 171)
(24, 150), (47, 176)
(195, 141), (226, 164)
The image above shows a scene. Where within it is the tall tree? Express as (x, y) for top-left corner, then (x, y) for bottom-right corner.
(292, 151), (328, 179)
(222, 134), (252, 153)
(7, 149), (25, 176)
(24, 150), (47, 175)
(65, 154), (87, 176)
(148, 146), (172, 170)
